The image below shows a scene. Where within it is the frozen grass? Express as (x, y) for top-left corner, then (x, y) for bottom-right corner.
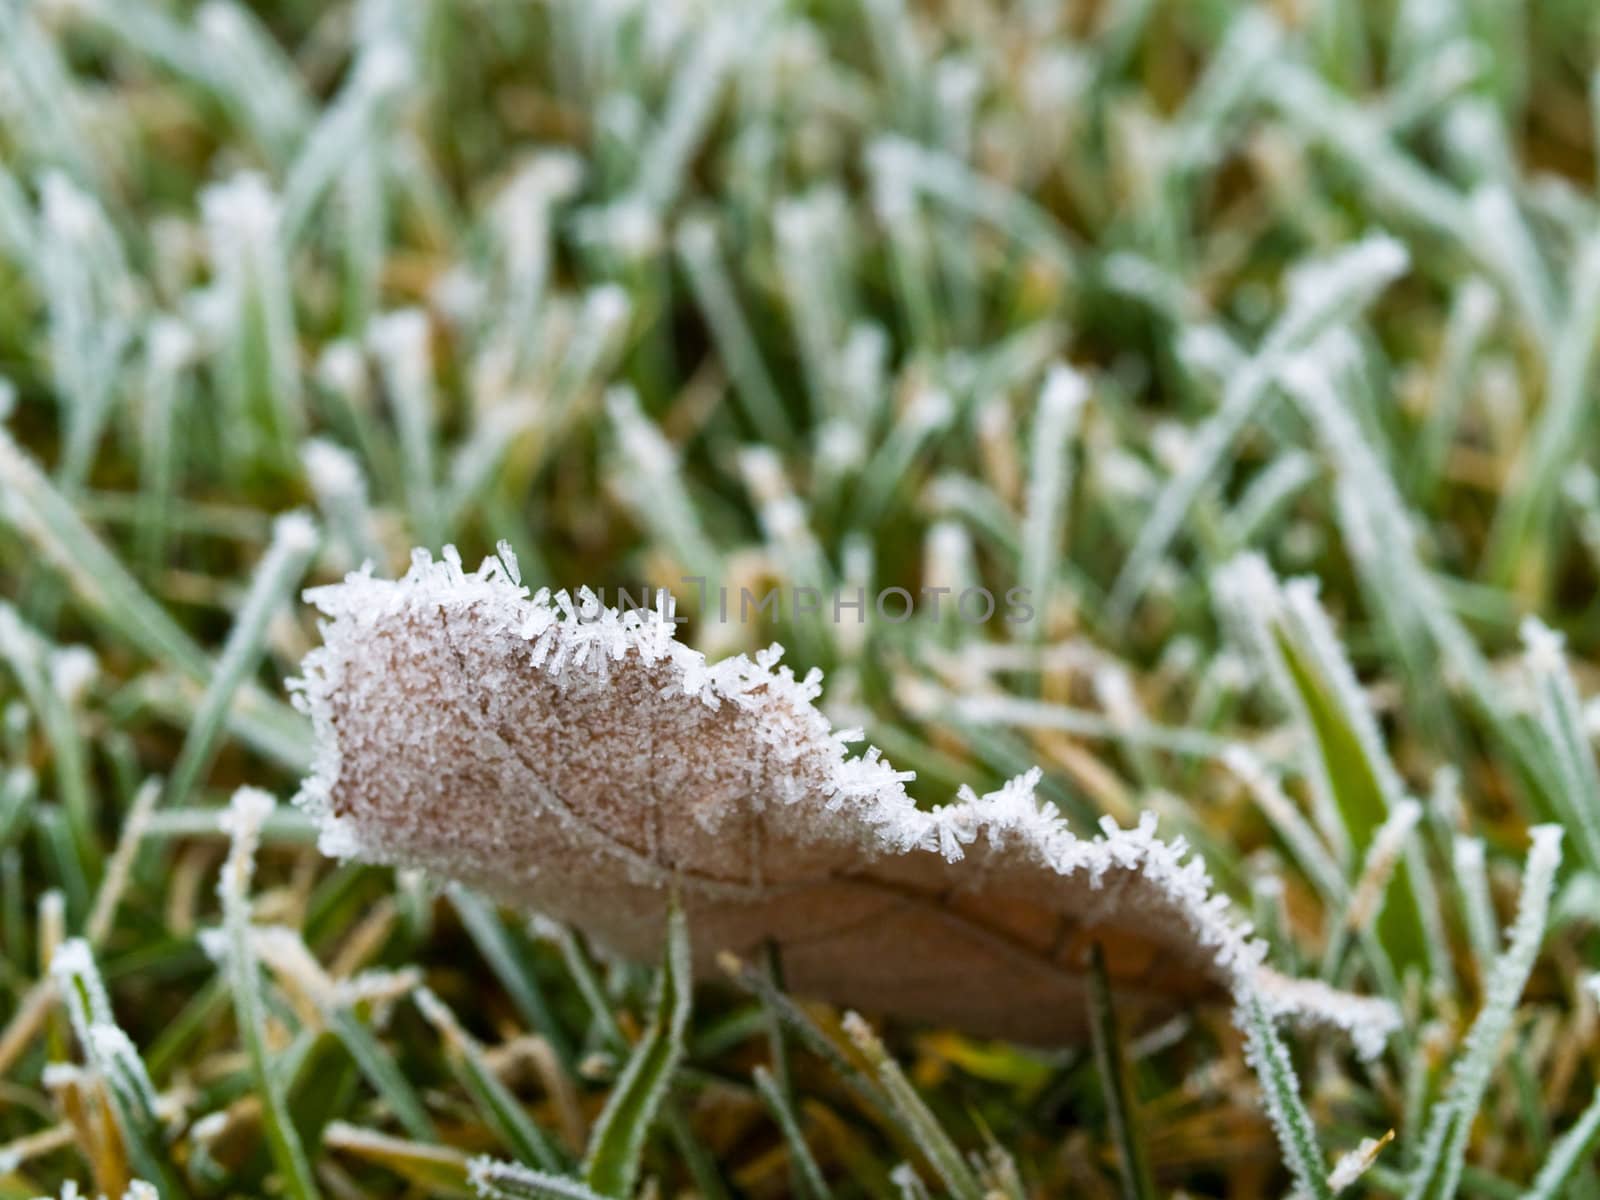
(1, 0), (1600, 1196)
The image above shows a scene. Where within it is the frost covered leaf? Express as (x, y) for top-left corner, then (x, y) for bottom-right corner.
(294, 549), (1397, 1051)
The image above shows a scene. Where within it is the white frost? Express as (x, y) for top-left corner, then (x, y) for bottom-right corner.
(292, 548), (1399, 1053)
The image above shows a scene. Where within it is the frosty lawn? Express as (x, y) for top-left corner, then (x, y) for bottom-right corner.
(3, 0), (1600, 1197)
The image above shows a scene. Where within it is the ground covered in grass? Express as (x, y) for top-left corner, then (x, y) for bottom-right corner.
(2, 0), (1600, 1196)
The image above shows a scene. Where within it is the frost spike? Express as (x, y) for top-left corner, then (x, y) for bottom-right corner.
(293, 549), (1398, 1052)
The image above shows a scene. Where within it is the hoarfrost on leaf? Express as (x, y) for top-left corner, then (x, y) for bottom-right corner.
(293, 549), (1399, 1049)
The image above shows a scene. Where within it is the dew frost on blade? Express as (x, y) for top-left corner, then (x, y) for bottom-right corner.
(292, 548), (1397, 1051)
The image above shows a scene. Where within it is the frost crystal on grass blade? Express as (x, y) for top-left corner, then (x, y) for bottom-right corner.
(293, 550), (1396, 1051)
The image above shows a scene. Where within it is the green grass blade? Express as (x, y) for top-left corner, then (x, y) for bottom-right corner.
(842, 1011), (984, 1200)
(720, 951), (892, 1114)
(1087, 942), (1156, 1200)
(415, 985), (565, 1172)
(1222, 553), (1431, 972)
(1486, 230), (1600, 590)
(1405, 826), (1563, 1200)
(51, 940), (189, 1197)
(1521, 1083), (1600, 1200)
(1520, 620), (1600, 872)
(217, 789), (321, 1200)
(1108, 235), (1407, 623)
(1018, 365), (1087, 641)
(0, 430), (310, 767)
(449, 886), (574, 1068)
(166, 512), (317, 806)
(754, 1064), (834, 1200)
(1239, 985), (1333, 1200)
(471, 1158), (612, 1200)
(326, 1005), (435, 1142)
(581, 893), (691, 1198)
(0, 605), (97, 876)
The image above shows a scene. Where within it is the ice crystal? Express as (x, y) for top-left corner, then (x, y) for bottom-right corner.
(293, 550), (1397, 1051)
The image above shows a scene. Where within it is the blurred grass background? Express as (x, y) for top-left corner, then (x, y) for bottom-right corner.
(3, 0), (1600, 1195)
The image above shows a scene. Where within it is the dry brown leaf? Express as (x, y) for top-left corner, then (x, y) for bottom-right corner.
(292, 548), (1397, 1054)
